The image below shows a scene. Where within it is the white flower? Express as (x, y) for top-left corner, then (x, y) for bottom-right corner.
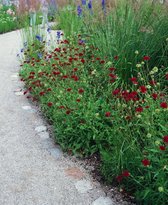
(146, 133), (152, 138)
(158, 187), (164, 192)
(136, 64), (141, 68)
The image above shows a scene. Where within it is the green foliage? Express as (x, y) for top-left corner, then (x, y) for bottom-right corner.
(19, 0), (168, 203)
(0, 4), (18, 33)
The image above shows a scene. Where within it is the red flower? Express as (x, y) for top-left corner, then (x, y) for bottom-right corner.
(71, 75), (79, 81)
(53, 71), (60, 75)
(125, 116), (131, 120)
(149, 80), (157, 86)
(30, 71), (35, 75)
(78, 88), (84, 94)
(143, 56), (150, 61)
(81, 59), (85, 64)
(130, 77), (137, 83)
(47, 88), (52, 92)
(122, 170), (130, 177)
(105, 112), (111, 117)
(112, 89), (120, 96)
(163, 136), (168, 143)
(109, 73), (117, 79)
(39, 91), (45, 96)
(28, 75), (34, 79)
(165, 73), (168, 80)
(139, 86), (147, 94)
(114, 55), (119, 60)
(116, 175), (123, 182)
(159, 146), (166, 151)
(142, 159), (150, 166)
(76, 99), (81, 102)
(67, 88), (72, 92)
(100, 60), (105, 64)
(63, 40), (69, 44)
(73, 68), (78, 72)
(152, 93), (158, 100)
(59, 106), (65, 109)
(79, 53), (84, 56)
(136, 107), (143, 112)
(23, 90), (28, 95)
(109, 67), (116, 71)
(160, 102), (168, 109)
(145, 106), (150, 109)
(62, 75), (68, 79)
(47, 102), (53, 107)
(66, 110), (71, 115)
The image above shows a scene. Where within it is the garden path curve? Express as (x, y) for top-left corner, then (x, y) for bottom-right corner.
(0, 30), (116, 205)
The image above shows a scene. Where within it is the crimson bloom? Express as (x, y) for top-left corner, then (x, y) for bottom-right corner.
(159, 146), (166, 151)
(149, 80), (157, 86)
(122, 170), (130, 177)
(78, 88), (84, 94)
(142, 159), (150, 166)
(47, 88), (52, 92)
(152, 93), (158, 100)
(166, 73), (168, 80)
(105, 112), (111, 117)
(47, 102), (53, 107)
(163, 136), (168, 143)
(39, 91), (45, 96)
(81, 59), (85, 64)
(116, 175), (123, 183)
(109, 73), (117, 79)
(136, 107), (143, 112)
(67, 88), (72, 92)
(66, 110), (71, 115)
(139, 86), (147, 94)
(160, 102), (168, 109)
(143, 56), (150, 61)
(130, 77), (137, 83)
(109, 67), (116, 71)
(112, 89), (120, 96)
(114, 55), (119, 60)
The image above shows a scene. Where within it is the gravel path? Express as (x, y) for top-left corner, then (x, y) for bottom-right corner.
(0, 30), (116, 205)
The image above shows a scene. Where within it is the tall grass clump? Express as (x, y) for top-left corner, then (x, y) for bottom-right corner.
(57, 0), (168, 82)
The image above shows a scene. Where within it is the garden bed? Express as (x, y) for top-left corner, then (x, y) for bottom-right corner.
(19, 0), (168, 204)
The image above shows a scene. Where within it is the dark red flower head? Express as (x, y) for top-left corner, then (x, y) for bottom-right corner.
(136, 107), (143, 112)
(114, 55), (119, 60)
(142, 159), (150, 166)
(152, 93), (158, 100)
(163, 136), (168, 143)
(112, 89), (120, 96)
(139, 86), (147, 94)
(122, 170), (130, 177)
(47, 102), (53, 107)
(105, 112), (111, 117)
(116, 175), (123, 183)
(143, 56), (150, 61)
(165, 73), (168, 80)
(67, 88), (72, 92)
(81, 59), (85, 64)
(78, 88), (84, 94)
(66, 110), (71, 115)
(160, 102), (167, 109)
(159, 146), (166, 151)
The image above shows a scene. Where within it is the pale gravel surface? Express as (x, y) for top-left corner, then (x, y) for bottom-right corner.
(0, 30), (120, 205)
